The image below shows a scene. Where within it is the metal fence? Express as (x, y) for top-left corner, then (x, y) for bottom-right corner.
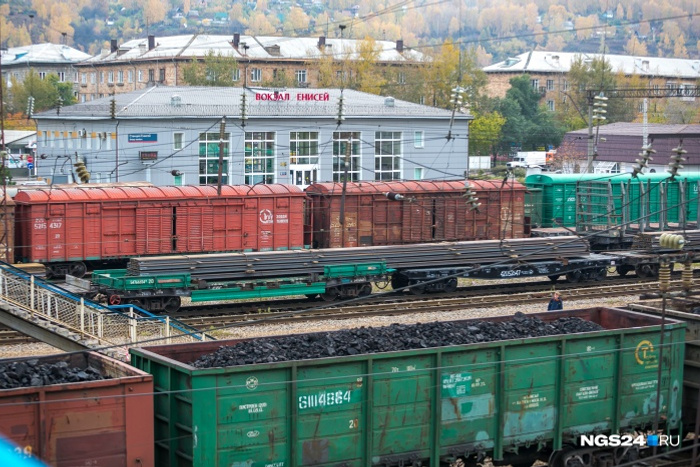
(0, 263), (207, 360)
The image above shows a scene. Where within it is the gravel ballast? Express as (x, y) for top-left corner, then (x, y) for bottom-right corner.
(192, 312), (604, 368)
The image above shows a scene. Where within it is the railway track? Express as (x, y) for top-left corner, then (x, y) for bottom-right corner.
(177, 278), (695, 330)
(0, 275), (694, 347)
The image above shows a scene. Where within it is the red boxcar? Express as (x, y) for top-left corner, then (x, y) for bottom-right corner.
(14, 185), (306, 276)
(0, 352), (154, 467)
(306, 180), (526, 248)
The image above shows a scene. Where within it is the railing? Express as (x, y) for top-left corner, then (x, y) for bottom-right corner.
(0, 263), (208, 360)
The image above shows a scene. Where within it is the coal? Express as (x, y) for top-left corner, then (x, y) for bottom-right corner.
(0, 359), (110, 390)
(192, 313), (605, 368)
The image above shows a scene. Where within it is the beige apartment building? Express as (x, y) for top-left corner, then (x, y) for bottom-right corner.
(73, 33), (423, 102)
(484, 51), (700, 111)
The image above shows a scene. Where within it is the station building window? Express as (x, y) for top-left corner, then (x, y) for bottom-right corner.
(198, 131), (230, 185)
(289, 132), (319, 165)
(374, 131), (402, 180)
(244, 132), (275, 184)
(332, 131), (361, 182)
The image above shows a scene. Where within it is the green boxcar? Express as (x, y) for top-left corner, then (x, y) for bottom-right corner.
(525, 173), (700, 229)
(129, 308), (685, 467)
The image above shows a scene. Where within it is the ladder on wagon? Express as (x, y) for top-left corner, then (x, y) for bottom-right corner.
(0, 262), (210, 361)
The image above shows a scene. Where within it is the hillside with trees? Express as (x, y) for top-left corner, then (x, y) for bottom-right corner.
(0, 0), (697, 62)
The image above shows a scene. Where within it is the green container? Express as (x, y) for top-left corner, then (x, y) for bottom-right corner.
(525, 173), (700, 229)
(130, 308), (685, 467)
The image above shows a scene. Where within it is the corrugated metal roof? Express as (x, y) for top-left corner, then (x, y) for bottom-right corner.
(306, 180), (515, 194)
(34, 85), (462, 120)
(484, 51), (700, 79)
(14, 184), (305, 203)
(1, 43), (90, 66)
(80, 34), (423, 64)
(566, 122), (700, 137)
(1, 130), (36, 145)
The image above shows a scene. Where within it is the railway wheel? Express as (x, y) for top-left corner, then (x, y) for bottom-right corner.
(443, 277), (458, 293)
(565, 270), (583, 283)
(358, 284), (372, 297)
(163, 297), (181, 313)
(409, 282), (426, 295)
(593, 267), (607, 281)
(68, 262), (87, 278)
(635, 263), (659, 279)
(391, 273), (409, 291)
(321, 287), (339, 301)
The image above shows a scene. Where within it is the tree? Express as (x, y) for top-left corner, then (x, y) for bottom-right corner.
(181, 51), (239, 87)
(624, 35), (648, 56)
(494, 75), (565, 154)
(7, 70), (74, 116)
(468, 111), (506, 157)
(346, 36), (385, 94)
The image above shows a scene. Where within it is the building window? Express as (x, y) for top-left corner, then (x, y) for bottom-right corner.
(244, 132), (275, 184)
(198, 131), (230, 185)
(375, 131), (402, 180)
(108, 71), (114, 83)
(148, 69), (155, 82)
(81, 73), (87, 84)
(90, 72), (96, 84)
(206, 69), (216, 82)
(118, 70), (124, 83)
(174, 132), (184, 150)
(138, 70), (143, 82)
(398, 72), (406, 84)
(530, 79), (539, 90)
(57, 72), (65, 82)
(563, 80), (570, 91)
(290, 132), (319, 164)
(80, 94), (86, 103)
(232, 68), (240, 82)
(419, 96), (425, 105)
(414, 131), (424, 148)
(38, 72), (46, 79)
(546, 100), (555, 111)
(250, 68), (262, 82)
(414, 167), (423, 180)
(159, 68), (165, 82)
(546, 79), (554, 91)
(332, 132), (361, 182)
(295, 69), (307, 84)
(100, 72), (105, 83)
(128, 70), (134, 83)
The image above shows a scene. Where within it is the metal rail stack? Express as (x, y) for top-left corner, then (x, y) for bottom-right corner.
(127, 237), (590, 281)
(631, 229), (700, 249)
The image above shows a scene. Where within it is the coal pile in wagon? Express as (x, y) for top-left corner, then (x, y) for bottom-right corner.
(192, 312), (604, 368)
(0, 359), (110, 390)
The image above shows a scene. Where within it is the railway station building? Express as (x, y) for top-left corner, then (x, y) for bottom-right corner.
(32, 86), (471, 187)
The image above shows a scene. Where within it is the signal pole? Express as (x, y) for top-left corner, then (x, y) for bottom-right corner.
(216, 117), (227, 195)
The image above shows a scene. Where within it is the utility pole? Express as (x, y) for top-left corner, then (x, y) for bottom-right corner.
(216, 117), (227, 195)
(339, 136), (351, 237)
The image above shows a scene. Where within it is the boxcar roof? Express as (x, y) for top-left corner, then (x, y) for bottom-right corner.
(13, 184), (304, 202)
(306, 179), (525, 194)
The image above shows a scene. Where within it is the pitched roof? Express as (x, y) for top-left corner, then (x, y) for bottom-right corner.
(34, 85), (463, 120)
(79, 34), (423, 64)
(484, 51), (700, 80)
(566, 122), (700, 137)
(1, 43), (90, 66)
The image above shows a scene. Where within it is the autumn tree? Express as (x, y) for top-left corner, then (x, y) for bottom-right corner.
(624, 35), (648, 56)
(181, 51), (239, 87)
(468, 110), (506, 157)
(7, 70), (75, 116)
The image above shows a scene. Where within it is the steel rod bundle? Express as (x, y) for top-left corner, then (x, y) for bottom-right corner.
(126, 237), (590, 281)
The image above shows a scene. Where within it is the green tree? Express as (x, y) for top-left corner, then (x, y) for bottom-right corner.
(495, 75), (565, 154)
(182, 51), (239, 86)
(468, 110), (506, 157)
(8, 69), (74, 116)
